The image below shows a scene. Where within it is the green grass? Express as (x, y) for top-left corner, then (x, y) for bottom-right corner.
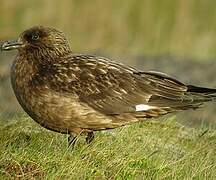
(0, 115), (215, 179)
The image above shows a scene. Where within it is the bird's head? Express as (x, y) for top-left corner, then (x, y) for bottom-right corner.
(1, 26), (71, 59)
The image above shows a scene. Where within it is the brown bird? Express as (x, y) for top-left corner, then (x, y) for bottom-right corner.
(1, 26), (216, 147)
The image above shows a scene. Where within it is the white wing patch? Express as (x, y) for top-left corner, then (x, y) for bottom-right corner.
(135, 104), (157, 111)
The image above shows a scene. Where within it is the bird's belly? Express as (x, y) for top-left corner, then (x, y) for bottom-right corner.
(12, 89), (71, 133)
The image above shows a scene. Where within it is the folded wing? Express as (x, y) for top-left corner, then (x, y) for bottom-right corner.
(35, 55), (216, 118)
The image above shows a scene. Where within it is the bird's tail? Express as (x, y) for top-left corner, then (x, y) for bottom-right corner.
(186, 85), (216, 102)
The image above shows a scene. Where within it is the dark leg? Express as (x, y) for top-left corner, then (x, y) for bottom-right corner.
(86, 132), (94, 144)
(68, 132), (77, 149)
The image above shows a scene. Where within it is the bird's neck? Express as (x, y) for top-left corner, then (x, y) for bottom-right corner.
(11, 53), (36, 87)
(18, 47), (71, 65)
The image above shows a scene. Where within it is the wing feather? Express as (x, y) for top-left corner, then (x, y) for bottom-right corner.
(33, 55), (199, 118)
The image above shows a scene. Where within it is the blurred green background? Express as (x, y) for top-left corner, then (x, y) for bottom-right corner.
(0, 0), (216, 127)
(1, 0), (216, 58)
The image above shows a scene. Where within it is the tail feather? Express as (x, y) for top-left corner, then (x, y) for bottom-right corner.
(187, 85), (216, 94)
(187, 85), (216, 102)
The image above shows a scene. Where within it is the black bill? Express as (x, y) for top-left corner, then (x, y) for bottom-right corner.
(1, 39), (24, 51)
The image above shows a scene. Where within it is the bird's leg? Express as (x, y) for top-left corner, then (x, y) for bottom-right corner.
(68, 132), (77, 149)
(86, 132), (94, 144)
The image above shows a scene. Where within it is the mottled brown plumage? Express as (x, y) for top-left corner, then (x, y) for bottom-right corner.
(1, 26), (216, 147)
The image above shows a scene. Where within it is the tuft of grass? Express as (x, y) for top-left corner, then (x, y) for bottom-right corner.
(0, 115), (216, 179)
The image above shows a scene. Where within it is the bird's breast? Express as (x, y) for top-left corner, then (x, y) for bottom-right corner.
(11, 60), (78, 132)
(10, 56), (40, 119)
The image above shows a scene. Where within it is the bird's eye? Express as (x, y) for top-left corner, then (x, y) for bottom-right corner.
(31, 34), (39, 40)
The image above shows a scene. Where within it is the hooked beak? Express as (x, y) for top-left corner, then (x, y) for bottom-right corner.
(1, 39), (24, 51)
